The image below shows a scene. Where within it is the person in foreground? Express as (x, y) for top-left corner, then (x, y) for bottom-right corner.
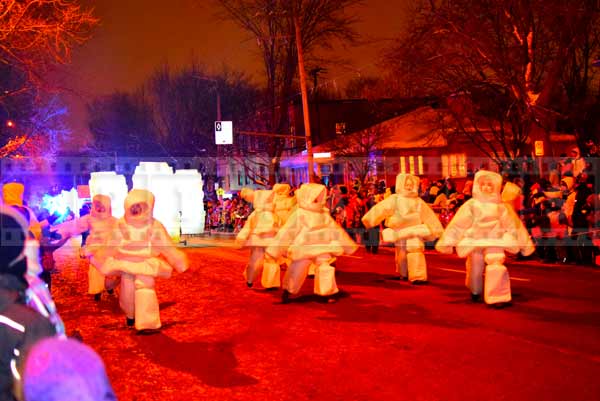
(0, 206), (56, 401)
(15, 337), (116, 401)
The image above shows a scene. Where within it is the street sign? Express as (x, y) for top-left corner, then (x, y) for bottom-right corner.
(534, 140), (544, 156)
(215, 121), (233, 145)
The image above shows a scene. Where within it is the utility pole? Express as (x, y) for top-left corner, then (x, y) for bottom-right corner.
(294, 14), (317, 183)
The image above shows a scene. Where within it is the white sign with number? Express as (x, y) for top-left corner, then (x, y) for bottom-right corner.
(215, 121), (233, 145)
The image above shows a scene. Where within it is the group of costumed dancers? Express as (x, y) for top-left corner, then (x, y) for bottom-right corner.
(236, 170), (534, 307)
(5, 169), (535, 338)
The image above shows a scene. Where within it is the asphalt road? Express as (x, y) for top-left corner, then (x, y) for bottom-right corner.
(51, 238), (600, 401)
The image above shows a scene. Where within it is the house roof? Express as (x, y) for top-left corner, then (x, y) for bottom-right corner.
(369, 106), (449, 149)
(281, 106), (449, 167)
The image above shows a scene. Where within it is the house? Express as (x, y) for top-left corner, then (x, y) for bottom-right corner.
(281, 105), (577, 189)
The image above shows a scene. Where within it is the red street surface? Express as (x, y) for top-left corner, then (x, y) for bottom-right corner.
(51, 237), (600, 401)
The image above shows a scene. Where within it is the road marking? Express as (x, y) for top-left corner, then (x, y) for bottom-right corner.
(436, 267), (531, 282)
(437, 267), (465, 274)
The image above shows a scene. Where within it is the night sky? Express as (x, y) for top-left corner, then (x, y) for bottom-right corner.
(61, 0), (407, 144)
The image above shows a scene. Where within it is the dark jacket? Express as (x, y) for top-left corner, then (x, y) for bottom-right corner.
(0, 274), (56, 401)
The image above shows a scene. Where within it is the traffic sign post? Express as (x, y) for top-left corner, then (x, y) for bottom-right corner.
(215, 121), (233, 145)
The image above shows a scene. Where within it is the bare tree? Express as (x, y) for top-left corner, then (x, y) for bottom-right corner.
(0, 62), (71, 157)
(384, 0), (599, 163)
(329, 121), (390, 184)
(87, 90), (161, 157)
(0, 0), (97, 97)
(146, 63), (261, 184)
(215, 0), (363, 185)
(0, 0), (97, 158)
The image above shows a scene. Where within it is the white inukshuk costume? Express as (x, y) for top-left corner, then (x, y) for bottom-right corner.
(92, 189), (188, 331)
(362, 173), (444, 283)
(272, 183), (297, 224)
(236, 189), (281, 289)
(266, 183), (358, 303)
(435, 170), (535, 307)
(272, 183), (297, 269)
(54, 195), (119, 299)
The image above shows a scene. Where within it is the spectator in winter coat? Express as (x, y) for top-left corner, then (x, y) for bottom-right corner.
(1, 184), (41, 241)
(362, 189), (381, 254)
(0, 205), (56, 401)
(570, 147), (586, 178)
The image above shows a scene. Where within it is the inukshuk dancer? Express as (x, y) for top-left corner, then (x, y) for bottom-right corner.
(267, 183), (357, 303)
(362, 173), (444, 283)
(92, 189), (188, 332)
(435, 170), (534, 307)
(236, 189), (281, 290)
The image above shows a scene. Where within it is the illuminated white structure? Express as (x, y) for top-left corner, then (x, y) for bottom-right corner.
(89, 172), (128, 218)
(132, 162), (180, 239)
(174, 169), (205, 234)
(132, 162), (206, 238)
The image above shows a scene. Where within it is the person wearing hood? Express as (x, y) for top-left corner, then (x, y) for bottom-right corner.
(235, 189), (281, 289)
(92, 189), (188, 333)
(556, 176), (578, 263)
(266, 183), (358, 303)
(570, 147), (586, 178)
(362, 173), (444, 283)
(52, 195), (119, 301)
(0, 205), (57, 401)
(2, 184), (41, 241)
(436, 171), (535, 307)
(16, 337), (117, 401)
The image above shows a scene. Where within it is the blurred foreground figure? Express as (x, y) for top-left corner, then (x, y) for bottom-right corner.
(436, 171), (535, 307)
(236, 190), (281, 289)
(272, 184), (296, 225)
(0, 206), (56, 401)
(92, 190), (188, 333)
(53, 195), (119, 301)
(17, 337), (116, 401)
(362, 174), (443, 283)
(267, 183), (357, 303)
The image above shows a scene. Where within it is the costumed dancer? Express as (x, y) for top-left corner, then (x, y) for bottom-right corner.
(272, 183), (297, 270)
(435, 170), (535, 307)
(92, 189), (188, 332)
(266, 183), (358, 303)
(272, 184), (297, 224)
(236, 189), (281, 289)
(53, 195), (119, 301)
(362, 173), (444, 283)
